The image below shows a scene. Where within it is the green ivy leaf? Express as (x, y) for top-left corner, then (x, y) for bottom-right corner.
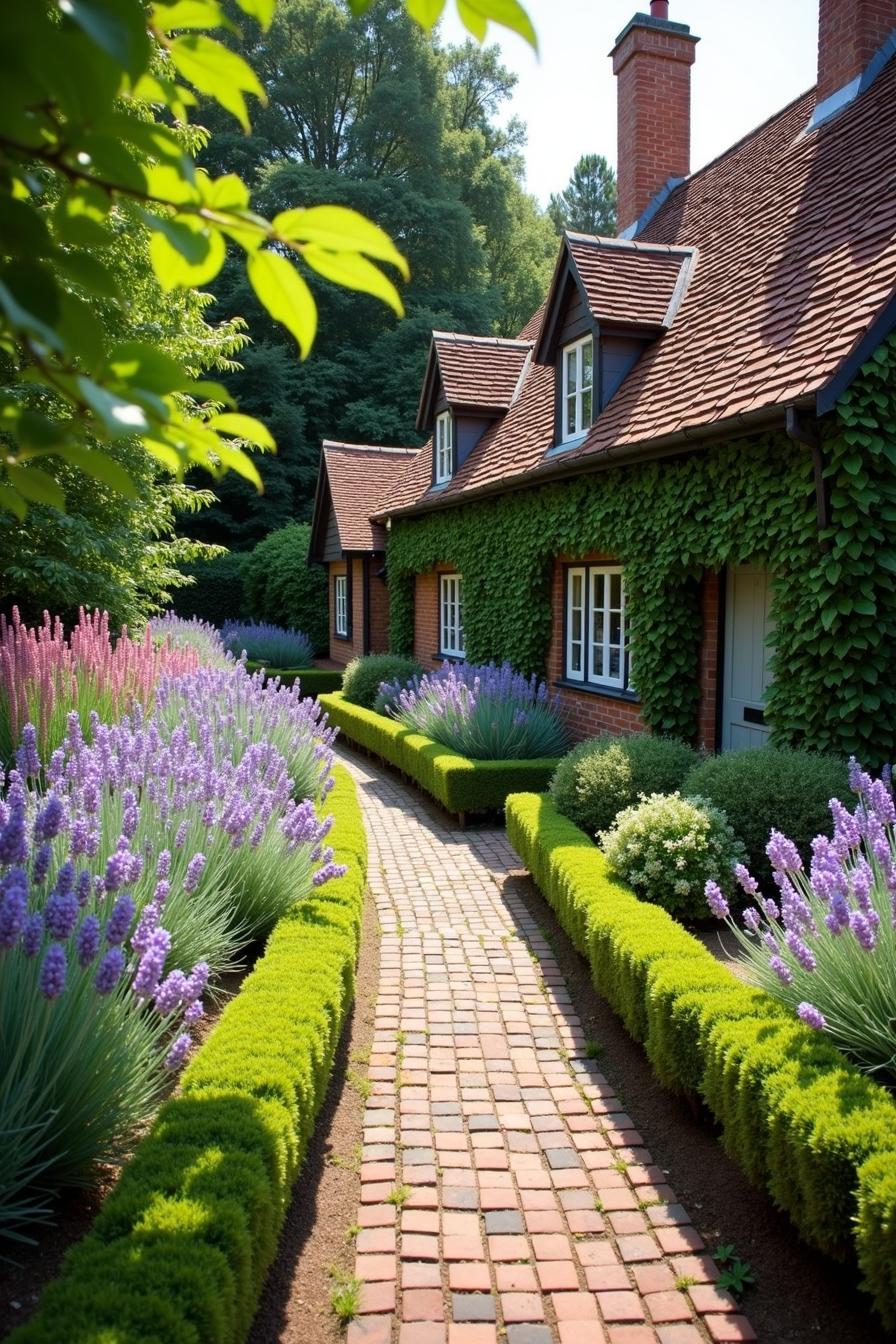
(247, 250), (316, 357)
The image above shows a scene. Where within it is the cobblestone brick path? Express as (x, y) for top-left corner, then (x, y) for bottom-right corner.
(339, 753), (756, 1344)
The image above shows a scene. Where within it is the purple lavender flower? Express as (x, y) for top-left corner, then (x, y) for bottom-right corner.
(733, 863), (760, 897)
(785, 929), (817, 972)
(121, 789), (139, 839)
(94, 946), (126, 994)
(75, 915), (101, 967)
(21, 911), (43, 957)
(33, 793), (65, 842)
(103, 843), (133, 894)
(766, 830), (803, 874)
(44, 887), (79, 940)
(769, 955), (793, 986)
(174, 821), (188, 850)
(105, 893), (136, 946)
(154, 969), (188, 1015)
(742, 906), (762, 933)
(156, 850), (171, 880)
(32, 842), (52, 887)
(825, 891), (851, 934)
(183, 852), (206, 894)
(163, 1032), (192, 1070)
(183, 999), (204, 1025)
(76, 869), (92, 906)
(705, 880), (730, 920)
(797, 1002), (827, 1030)
(761, 897), (780, 921)
(133, 927), (171, 1000)
(848, 757), (872, 797)
(0, 882), (28, 949)
(849, 910), (877, 951)
(39, 943), (67, 999)
(868, 778), (896, 827)
(153, 879), (171, 908)
(131, 902), (159, 955)
(16, 723), (41, 778)
(183, 960), (209, 1002)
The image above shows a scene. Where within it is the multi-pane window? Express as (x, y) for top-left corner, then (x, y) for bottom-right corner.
(565, 565), (631, 690)
(562, 336), (594, 442)
(435, 411), (455, 483)
(334, 574), (348, 637)
(439, 573), (465, 658)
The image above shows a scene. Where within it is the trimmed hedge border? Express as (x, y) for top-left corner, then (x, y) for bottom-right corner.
(505, 790), (896, 1328)
(13, 765), (367, 1344)
(319, 690), (558, 818)
(245, 662), (343, 696)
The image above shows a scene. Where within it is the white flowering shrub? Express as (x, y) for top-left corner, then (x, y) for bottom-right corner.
(599, 791), (744, 920)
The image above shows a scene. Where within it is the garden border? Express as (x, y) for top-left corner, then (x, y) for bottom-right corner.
(244, 662), (343, 696)
(319, 690), (558, 820)
(505, 789), (896, 1328)
(12, 764), (367, 1344)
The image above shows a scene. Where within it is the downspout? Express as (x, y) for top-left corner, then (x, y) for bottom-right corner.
(785, 406), (831, 550)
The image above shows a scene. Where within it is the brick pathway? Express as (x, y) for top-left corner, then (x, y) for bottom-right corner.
(340, 752), (756, 1344)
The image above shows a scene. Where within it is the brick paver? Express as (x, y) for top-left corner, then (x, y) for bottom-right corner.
(341, 752), (756, 1343)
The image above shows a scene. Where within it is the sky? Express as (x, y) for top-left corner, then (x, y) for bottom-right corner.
(438, 0), (819, 206)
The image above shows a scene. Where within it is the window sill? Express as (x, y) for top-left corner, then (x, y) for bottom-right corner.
(546, 431), (588, 456)
(334, 633), (353, 642)
(554, 678), (640, 705)
(433, 652), (466, 664)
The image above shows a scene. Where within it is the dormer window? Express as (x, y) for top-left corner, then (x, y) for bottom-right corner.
(435, 410), (455, 483)
(562, 336), (593, 442)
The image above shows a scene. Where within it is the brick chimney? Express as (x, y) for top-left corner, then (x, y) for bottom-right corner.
(610, 2), (699, 235)
(816, 0), (896, 107)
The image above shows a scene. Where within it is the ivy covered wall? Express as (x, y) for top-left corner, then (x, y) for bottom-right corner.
(387, 336), (896, 766)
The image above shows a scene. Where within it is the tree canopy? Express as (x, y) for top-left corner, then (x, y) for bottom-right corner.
(548, 153), (617, 237)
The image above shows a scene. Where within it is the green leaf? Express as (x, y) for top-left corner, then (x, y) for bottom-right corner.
(207, 412), (275, 450)
(55, 250), (120, 299)
(187, 379), (236, 406)
(198, 173), (251, 212)
(6, 464), (65, 511)
(0, 481), (28, 520)
(274, 205), (409, 278)
(75, 375), (150, 437)
(52, 187), (113, 249)
(247, 250), (317, 357)
(231, 0), (276, 27)
(108, 340), (190, 393)
(404, 0), (447, 28)
(455, 0), (537, 48)
(152, 1), (233, 33)
(169, 33), (265, 131)
(147, 215), (226, 289)
(58, 0), (151, 79)
(302, 246), (405, 318)
(54, 444), (139, 497)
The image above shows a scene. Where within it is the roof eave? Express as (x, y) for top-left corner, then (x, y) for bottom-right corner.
(816, 287), (896, 415)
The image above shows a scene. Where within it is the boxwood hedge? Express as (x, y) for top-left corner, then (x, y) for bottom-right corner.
(13, 765), (366, 1344)
(319, 691), (558, 817)
(505, 790), (896, 1326)
(245, 662), (343, 696)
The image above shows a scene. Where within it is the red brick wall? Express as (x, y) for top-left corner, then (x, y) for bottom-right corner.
(327, 558), (364, 666)
(368, 563), (391, 655)
(696, 571), (720, 753)
(817, 0), (896, 103)
(413, 569), (453, 672)
(612, 19), (698, 233)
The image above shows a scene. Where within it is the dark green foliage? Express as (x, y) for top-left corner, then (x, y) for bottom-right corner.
(12, 766), (366, 1344)
(683, 747), (852, 889)
(388, 336), (896, 767)
(549, 733), (697, 836)
(172, 553), (249, 628)
(548, 153), (617, 236)
(505, 790), (896, 1326)
(241, 525), (328, 655)
(342, 654), (422, 709)
(320, 691), (558, 813)
(246, 664), (343, 696)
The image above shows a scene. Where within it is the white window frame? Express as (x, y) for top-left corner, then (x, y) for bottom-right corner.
(435, 410), (455, 484)
(334, 573), (348, 638)
(561, 335), (594, 444)
(564, 564), (631, 691)
(439, 573), (465, 658)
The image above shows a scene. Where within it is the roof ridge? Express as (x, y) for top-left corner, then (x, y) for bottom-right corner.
(431, 331), (533, 348)
(566, 232), (694, 258)
(676, 84), (815, 192)
(323, 440), (417, 455)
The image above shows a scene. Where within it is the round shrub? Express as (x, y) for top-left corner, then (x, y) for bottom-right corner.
(682, 747), (851, 889)
(549, 733), (697, 836)
(599, 791), (744, 921)
(242, 524), (328, 655)
(342, 654), (422, 711)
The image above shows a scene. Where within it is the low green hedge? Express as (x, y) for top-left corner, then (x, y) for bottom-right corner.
(14, 766), (367, 1344)
(245, 662), (343, 696)
(320, 691), (558, 815)
(505, 791), (896, 1327)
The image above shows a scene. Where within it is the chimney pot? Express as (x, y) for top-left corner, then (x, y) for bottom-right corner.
(650, 1), (670, 17)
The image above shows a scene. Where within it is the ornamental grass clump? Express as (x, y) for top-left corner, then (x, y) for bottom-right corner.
(220, 619), (315, 669)
(705, 760), (896, 1080)
(0, 607), (202, 765)
(600, 791), (744, 921)
(383, 660), (570, 760)
(0, 761), (209, 1240)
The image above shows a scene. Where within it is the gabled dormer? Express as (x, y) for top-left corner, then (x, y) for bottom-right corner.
(536, 232), (695, 450)
(417, 332), (532, 487)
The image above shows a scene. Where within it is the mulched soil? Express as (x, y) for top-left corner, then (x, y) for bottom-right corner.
(0, 966), (248, 1339)
(247, 881), (381, 1344)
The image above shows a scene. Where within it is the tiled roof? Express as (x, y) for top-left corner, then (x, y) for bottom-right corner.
(417, 333), (531, 428)
(316, 442), (417, 552)
(380, 59), (896, 517)
(566, 235), (694, 330)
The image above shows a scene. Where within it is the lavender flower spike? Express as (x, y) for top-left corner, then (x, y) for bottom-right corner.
(705, 880), (729, 920)
(797, 1002), (827, 1030)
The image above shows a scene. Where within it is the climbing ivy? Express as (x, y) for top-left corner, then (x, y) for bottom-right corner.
(387, 335), (896, 767)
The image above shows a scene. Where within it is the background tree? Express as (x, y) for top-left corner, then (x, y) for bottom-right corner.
(548, 153), (617, 237)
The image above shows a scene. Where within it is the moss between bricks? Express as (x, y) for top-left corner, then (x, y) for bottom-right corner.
(245, 662), (343, 696)
(319, 690), (558, 814)
(12, 765), (367, 1344)
(504, 790), (896, 1328)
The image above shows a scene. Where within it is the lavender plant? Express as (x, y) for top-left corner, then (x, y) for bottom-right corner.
(0, 763), (208, 1239)
(380, 661), (570, 760)
(705, 761), (896, 1080)
(148, 612), (230, 666)
(220, 620), (315, 669)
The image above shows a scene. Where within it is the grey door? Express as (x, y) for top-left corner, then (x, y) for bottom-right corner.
(721, 564), (774, 750)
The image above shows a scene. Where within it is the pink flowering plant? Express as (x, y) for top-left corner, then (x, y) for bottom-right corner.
(0, 763), (208, 1240)
(705, 760), (896, 1080)
(0, 607), (202, 764)
(379, 660), (570, 760)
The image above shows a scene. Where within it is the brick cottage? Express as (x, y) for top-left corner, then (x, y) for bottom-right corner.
(310, 0), (896, 756)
